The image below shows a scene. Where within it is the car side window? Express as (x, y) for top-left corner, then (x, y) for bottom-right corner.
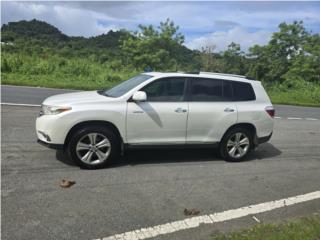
(190, 78), (224, 101)
(232, 82), (256, 101)
(223, 80), (233, 101)
(141, 78), (186, 102)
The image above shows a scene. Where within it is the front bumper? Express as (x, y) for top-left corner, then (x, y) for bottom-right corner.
(37, 139), (64, 150)
(36, 114), (69, 145)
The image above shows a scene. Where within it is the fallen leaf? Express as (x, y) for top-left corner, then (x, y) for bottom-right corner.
(184, 208), (200, 216)
(59, 179), (76, 188)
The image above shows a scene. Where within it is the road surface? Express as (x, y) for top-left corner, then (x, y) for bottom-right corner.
(2, 85), (320, 240)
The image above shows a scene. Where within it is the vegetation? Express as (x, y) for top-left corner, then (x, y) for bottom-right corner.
(212, 214), (320, 240)
(1, 19), (320, 106)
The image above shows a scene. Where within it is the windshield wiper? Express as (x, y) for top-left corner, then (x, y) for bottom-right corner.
(97, 90), (114, 97)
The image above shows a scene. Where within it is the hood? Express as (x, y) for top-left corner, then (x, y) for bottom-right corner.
(42, 91), (114, 106)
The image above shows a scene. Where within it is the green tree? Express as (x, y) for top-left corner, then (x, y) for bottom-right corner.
(222, 42), (247, 75)
(247, 21), (309, 82)
(121, 19), (184, 70)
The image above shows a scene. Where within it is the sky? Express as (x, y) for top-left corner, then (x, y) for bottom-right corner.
(2, 1), (320, 52)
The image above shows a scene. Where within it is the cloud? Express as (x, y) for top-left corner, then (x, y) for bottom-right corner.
(1, 1), (120, 37)
(213, 20), (240, 29)
(186, 27), (272, 52)
(1, 1), (320, 50)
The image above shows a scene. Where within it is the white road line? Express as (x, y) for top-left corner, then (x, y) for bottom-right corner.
(2, 84), (78, 91)
(95, 191), (320, 240)
(305, 118), (319, 121)
(1, 102), (41, 107)
(275, 116), (282, 119)
(287, 117), (302, 120)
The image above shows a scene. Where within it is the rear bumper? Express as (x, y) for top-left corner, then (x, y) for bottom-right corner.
(37, 139), (64, 150)
(258, 132), (273, 144)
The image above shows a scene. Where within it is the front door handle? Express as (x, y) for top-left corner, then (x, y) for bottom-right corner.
(224, 108), (235, 112)
(175, 108), (187, 113)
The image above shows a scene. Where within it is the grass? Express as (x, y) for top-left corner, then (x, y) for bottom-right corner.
(268, 89), (320, 107)
(212, 214), (320, 240)
(2, 72), (320, 107)
(1, 72), (138, 91)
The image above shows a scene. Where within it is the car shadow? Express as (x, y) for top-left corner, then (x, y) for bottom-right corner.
(113, 143), (282, 167)
(55, 150), (77, 166)
(55, 143), (282, 168)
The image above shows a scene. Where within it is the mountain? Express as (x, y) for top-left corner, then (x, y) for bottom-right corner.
(1, 19), (68, 43)
(1, 19), (196, 64)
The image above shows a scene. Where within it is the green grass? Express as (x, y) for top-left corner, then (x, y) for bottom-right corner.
(268, 89), (320, 107)
(212, 214), (320, 240)
(265, 83), (320, 107)
(2, 72), (137, 91)
(2, 72), (320, 107)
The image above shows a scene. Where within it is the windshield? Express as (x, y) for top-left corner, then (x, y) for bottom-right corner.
(102, 74), (153, 98)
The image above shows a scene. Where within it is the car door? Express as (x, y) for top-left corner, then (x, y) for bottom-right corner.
(186, 78), (237, 143)
(126, 77), (188, 144)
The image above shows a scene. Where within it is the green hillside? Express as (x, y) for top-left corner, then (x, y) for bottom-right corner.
(1, 19), (320, 106)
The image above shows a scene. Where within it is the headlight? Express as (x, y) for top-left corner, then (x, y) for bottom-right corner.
(40, 105), (72, 115)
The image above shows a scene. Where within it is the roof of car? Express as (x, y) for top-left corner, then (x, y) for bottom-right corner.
(143, 71), (258, 83)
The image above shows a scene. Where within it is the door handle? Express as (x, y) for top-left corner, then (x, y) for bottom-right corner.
(175, 108), (187, 113)
(224, 108), (235, 112)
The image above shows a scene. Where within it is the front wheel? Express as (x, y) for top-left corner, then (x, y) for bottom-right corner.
(220, 128), (252, 162)
(68, 126), (120, 169)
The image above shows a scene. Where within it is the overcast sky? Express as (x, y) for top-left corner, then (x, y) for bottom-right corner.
(2, 1), (320, 51)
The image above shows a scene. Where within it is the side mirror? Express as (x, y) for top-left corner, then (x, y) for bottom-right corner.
(132, 91), (147, 102)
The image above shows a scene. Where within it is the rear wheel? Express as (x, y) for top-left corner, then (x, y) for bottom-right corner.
(68, 126), (120, 169)
(220, 127), (252, 162)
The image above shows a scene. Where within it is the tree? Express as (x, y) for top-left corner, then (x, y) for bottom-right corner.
(247, 21), (310, 82)
(198, 43), (217, 71)
(120, 19), (185, 70)
(222, 42), (247, 75)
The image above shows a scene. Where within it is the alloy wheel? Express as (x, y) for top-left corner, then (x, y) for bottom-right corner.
(76, 133), (111, 165)
(226, 132), (250, 159)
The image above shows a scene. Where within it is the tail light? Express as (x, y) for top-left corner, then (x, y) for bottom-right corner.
(265, 106), (275, 118)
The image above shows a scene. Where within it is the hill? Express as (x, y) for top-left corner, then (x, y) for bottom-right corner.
(1, 19), (319, 106)
(1, 19), (196, 66)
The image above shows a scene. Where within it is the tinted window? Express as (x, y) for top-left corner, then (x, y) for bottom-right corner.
(105, 74), (152, 97)
(191, 78), (224, 101)
(223, 80), (233, 101)
(233, 82), (255, 101)
(142, 78), (185, 102)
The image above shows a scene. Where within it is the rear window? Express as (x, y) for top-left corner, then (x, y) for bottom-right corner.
(189, 78), (255, 102)
(232, 82), (256, 101)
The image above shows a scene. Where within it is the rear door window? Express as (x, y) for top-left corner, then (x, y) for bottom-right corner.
(190, 78), (224, 101)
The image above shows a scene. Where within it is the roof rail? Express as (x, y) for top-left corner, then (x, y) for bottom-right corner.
(200, 72), (246, 78)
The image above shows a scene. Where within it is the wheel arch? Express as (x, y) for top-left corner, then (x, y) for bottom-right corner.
(64, 120), (123, 150)
(220, 122), (257, 147)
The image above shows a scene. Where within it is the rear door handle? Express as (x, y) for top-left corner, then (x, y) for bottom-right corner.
(224, 108), (235, 112)
(175, 108), (187, 113)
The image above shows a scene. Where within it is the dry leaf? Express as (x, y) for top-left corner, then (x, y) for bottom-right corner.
(59, 179), (76, 188)
(184, 208), (200, 216)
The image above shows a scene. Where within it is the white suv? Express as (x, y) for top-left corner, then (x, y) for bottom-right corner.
(36, 72), (274, 169)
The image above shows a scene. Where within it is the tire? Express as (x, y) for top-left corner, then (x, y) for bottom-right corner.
(219, 127), (253, 162)
(68, 126), (120, 169)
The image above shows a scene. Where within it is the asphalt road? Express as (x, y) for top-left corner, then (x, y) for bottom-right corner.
(2, 85), (320, 119)
(2, 85), (320, 240)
